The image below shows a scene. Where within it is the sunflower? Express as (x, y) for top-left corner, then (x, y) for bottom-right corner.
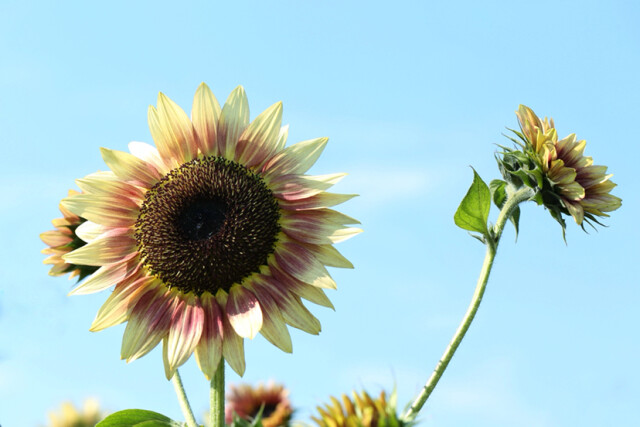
(501, 105), (621, 228)
(226, 382), (293, 427)
(311, 390), (405, 427)
(41, 189), (99, 280)
(46, 399), (104, 427)
(60, 83), (360, 380)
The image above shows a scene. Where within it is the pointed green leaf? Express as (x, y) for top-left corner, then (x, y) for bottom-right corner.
(454, 168), (491, 235)
(96, 409), (184, 427)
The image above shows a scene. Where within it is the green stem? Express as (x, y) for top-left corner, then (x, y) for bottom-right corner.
(400, 186), (533, 424)
(210, 359), (226, 427)
(171, 369), (198, 427)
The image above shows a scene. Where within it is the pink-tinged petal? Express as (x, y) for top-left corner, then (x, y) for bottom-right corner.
(226, 284), (263, 339)
(40, 231), (72, 247)
(128, 141), (165, 172)
(61, 194), (139, 227)
(279, 192), (357, 211)
(192, 82), (222, 156)
(236, 101), (283, 168)
(63, 228), (136, 267)
(90, 276), (156, 331)
(157, 92), (198, 162)
(76, 172), (146, 202)
(69, 253), (140, 295)
(75, 221), (109, 243)
(305, 243), (354, 269)
(218, 86), (250, 160)
(101, 147), (162, 187)
(121, 285), (174, 362)
(195, 292), (224, 380)
(163, 293), (204, 379)
(257, 276), (321, 335)
(273, 125), (289, 153)
(262, 137), (328, 177)
(216, 291), (246, 376)
(269, 173), (346, 200)
(244, 278), (292, 352)
(281, 209), (362, 245)
(274, 240), (337, 289)
(271, 266), (334, 309)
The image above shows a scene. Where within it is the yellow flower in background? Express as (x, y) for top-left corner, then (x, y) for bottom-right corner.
(40, 189), (98, 280)
(512, 105), (621, 226)
(312, 390), (404, 427)
(46, 399), (104, 427)
(60, 83), (360, 380)
(226, 382), (293, 427)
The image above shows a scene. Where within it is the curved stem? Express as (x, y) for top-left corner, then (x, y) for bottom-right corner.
(171, 370), (198, 427)
(210, 359), (225, 427)
(400, 186), (533, 423)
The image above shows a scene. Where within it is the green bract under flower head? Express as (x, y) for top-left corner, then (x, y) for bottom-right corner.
(496, 105), (621, 233)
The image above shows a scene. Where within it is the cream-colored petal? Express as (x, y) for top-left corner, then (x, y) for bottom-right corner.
(218, 86), (250, 160)
(128, 141), (167, 174)
(63, 228), (136, 266)
(121, 286), (174, 362)
(101, 147), (162, 187)
(75, 221), (109, 243)
(192, 82), (221, 156)
(216, 290), (246, 376)
(148, 106), (181, 170)
(259, 277), (321, 335)
(306, 243), (354, 269)
(279, 192), (357, 211)
(76, 172), (146, 202)
(69, 253), (139, 295)
(61, 194), (139, 227)
(163, 292), (204, 379)
(274, 240), (337, 289)
(269, 173), (347, 200)
(271, 266), (334, 309)
(274, 124), (289, 153)
(157, 92), (198, 163)
(40, 231), (72, 247)
(281, 210), (362, 245)
(195, 292), (224, 380)
(262, 137), (328, 177)
(226, 284), (263, 339)
(90, 276), (155, 331)
(245, 279), (292, 352)
(236, 101), (283, 168)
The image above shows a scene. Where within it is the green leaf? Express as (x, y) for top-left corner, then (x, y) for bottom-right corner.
(454, 168), (491, 235)
(96, 409), (185, 427)
(490, 179), (507, 208)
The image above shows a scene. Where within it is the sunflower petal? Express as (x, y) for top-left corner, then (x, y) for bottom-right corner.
(69, 253), (139, 295)
(61, 194), (139, 227)
(226, 284), (263, 339)
(63, 228), (136, 266)
(263, 137), (328, 177)
(236, 101), (283, 168)
(163, 293), (204, 379)
(216, 291), (246, 376)
(192, 82), (222, 156)
(245, 279), (293, 352)
(101, 147), (162, 187)
(274, 241), (337, 289)
(75, 221), (109, 243)
(218, 86), (250, 159)
(90, 276), (155, 331)
(270, 173), (347, 200)
(195, 293), (225, 380)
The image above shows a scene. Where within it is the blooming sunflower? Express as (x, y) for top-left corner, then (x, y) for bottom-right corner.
(41, 189), (99, 280)
(226, 382), (293, 427)
(311, 390), (405, 427)
(60, 83), (360, 380)
(500, 105), (621, 228)
(46, 399), (104, 427)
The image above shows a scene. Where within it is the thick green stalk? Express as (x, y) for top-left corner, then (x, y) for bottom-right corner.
(171, 370), (199, 427)
(400, 186), (533, 423)
(210, 359), (226, 427)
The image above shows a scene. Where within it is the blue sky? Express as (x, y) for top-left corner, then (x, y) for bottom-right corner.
(1, 1), (638, 426)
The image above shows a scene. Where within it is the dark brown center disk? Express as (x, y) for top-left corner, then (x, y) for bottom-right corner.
(135, 156), (281, 295)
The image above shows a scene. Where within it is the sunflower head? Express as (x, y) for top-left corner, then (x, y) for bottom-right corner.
(311, 390), (406, 427)
(41, 189), (99, 281)
(226, 381), (293, 427)
(497, 105), (621, 233)
(58, 83), (360, 380)
(46, 399), (104, 427)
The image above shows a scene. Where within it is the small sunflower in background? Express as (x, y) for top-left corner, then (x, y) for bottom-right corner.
(226, 382), (293, 427)
(312, 390), (406, 427)
(40, 189), (98, 281)
(55, 83), (360, 380)
(497, 105), (621, 232)
(46, 399), (104, 427)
